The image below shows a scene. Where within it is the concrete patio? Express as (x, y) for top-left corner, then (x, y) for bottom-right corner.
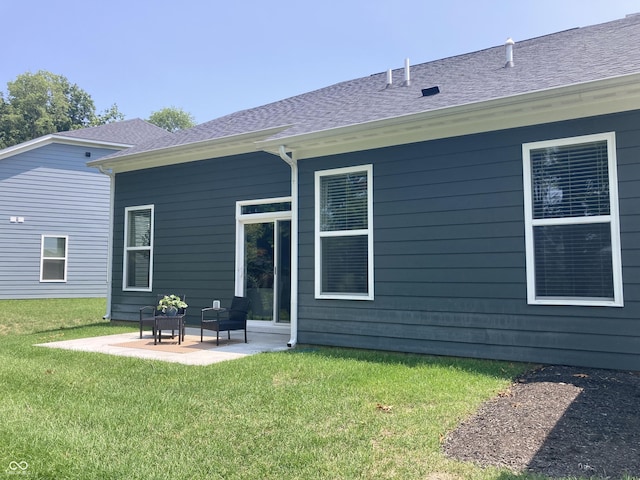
(36, 326), (291, 366)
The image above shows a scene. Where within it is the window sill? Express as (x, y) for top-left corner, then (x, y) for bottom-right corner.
(316, 293), (374, 301)
(528, 297), (623, 307)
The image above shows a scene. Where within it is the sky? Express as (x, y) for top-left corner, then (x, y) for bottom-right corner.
(2, 0), (640, 125)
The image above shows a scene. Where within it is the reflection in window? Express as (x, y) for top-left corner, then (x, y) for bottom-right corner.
(523, 133), (622, 305)
(531, 141), (610, 219)
(241, 202), (291, 215)
(124, 205), (153, 290)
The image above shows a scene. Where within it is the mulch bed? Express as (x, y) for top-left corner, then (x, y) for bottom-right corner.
(443, 365), (640, 479)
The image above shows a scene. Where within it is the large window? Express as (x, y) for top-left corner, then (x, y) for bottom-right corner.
(315, 165), (373, 300)
(40, 235), (68, 282)
(123, 205), (154, 291)
(522, 132), (623, 306)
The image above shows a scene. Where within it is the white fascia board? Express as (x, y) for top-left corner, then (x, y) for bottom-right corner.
(88, 125), (293, 173)
(0, 134), (132, 161)
(258, 72), (640, 159)
(49, 135), (134, 150)
(0, 135), (55, 161)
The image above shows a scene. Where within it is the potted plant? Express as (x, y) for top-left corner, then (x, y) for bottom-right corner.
(157, 294), (188, 316)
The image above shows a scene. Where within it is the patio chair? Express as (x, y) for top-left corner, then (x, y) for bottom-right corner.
(139, 294), (187, 340)
(200, 296), (250, 345)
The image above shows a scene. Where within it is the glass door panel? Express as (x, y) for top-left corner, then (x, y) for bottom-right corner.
(276, 220), (291, 323)
(245, 223), (274, 321)
(243, 220), (291, 323)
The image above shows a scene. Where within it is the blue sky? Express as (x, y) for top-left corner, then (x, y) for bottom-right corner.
(2, 0), (639, 124)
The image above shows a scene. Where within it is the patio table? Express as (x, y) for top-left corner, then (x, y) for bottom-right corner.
(154, 315), (185, 345)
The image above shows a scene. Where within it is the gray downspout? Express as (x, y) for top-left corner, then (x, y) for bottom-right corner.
(97, 166), (114, 320)
(278, 146), (298, 347)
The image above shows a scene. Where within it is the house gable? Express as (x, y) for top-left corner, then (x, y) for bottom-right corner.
(0, 143), (115, 299)
(0, 119), (172, 299)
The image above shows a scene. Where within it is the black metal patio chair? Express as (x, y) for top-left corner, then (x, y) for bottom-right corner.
(200, 296), (250, 345)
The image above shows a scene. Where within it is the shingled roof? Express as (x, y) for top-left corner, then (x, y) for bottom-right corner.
(0, 118), (171, 162)
(54, 118), (170, 145)
(95, 14), (640, 166)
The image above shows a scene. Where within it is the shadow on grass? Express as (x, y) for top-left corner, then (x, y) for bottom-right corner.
(286, 343), (532, 379)
(31, 321), (135, 342)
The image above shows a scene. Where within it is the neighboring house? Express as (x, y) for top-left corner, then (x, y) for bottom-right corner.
(0, 119), (170, 299)
(91, 15), (640, 370)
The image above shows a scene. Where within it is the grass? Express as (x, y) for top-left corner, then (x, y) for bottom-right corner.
(0, 298), (580, 479)
(0, 298), (108, 336)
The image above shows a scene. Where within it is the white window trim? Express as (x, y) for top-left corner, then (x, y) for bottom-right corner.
(123, 204), (154, 292)
(522, 132), (623, 307)
(235, 197), (292, 297)
(40, 235), (68, 282)
(315, 164), (374, 300)
(236, 196), (292, 223)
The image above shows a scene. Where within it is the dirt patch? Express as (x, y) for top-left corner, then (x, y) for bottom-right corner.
(443, 365), (640, 479)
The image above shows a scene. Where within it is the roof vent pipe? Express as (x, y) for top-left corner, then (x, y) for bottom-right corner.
(505, 38), (514, 68)
(403, 58), (411, 86)
(386, 69), (393, 88)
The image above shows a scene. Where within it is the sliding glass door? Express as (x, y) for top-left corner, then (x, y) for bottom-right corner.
(243, 219), (291, 323)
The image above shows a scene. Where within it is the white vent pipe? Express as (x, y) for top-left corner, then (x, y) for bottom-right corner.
(403, 58), (411, 86)
(505, 38), (514, 68)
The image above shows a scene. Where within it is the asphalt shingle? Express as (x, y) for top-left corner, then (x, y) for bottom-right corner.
(55, 118), (171, 145)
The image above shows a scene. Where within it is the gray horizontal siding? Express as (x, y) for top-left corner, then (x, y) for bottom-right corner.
(0, 143), (114, 299)
(110, 151), (290, 323)
(297, 110), (640, 370)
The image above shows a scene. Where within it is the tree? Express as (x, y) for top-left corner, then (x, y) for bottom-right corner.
(92, 103), (125, 126)
(147, 106), (195, 133)
(0, 70), (124, 149)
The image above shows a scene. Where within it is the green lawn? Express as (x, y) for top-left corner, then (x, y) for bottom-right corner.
(0, 299), (554, 479)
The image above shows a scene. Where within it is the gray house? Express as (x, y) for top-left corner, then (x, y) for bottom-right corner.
(0, 119), (169, 299)
(91, 15), (640, 370)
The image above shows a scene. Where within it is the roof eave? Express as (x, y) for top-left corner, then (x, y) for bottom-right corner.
(88, 125), (292, 173)
(0, 134), (133, 162)
(257, 72), (640, 159)
(86, 72), (640, 173)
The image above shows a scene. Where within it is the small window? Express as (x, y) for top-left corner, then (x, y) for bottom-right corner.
(522, 132), (623, 306)
(123, 205), (154, 291)
(315, 165), (373, 300)
(241, 202), (292, 215)
(41, 235), (68, 282)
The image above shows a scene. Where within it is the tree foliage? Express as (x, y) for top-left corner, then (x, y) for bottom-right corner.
(0, 70), (124, 149)
(147, 106), (196, 133)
